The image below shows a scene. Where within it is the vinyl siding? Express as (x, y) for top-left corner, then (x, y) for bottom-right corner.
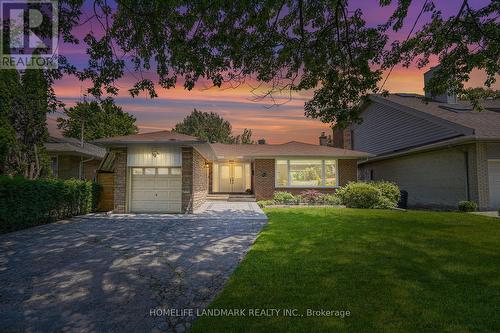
(352, 102), (463, 155)
(359, 148), (468, 209)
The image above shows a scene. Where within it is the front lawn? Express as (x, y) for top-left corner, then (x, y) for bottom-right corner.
(191, 208), (500, 333)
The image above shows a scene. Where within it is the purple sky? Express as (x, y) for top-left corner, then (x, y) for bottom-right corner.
(49, 0), (498, 143)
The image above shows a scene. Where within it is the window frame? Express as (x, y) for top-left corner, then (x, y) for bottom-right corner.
(275, 158), (339, 188)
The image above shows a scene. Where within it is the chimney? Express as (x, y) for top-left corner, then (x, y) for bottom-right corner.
(424, 66), (457, 104)
(331, 126), (345, 149)
(257, 139), (266, 145)
(319, 132), (328, 146)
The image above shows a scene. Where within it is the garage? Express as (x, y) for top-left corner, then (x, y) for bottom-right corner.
(130, 167), (182, 213)
(488, 160), (500, 209)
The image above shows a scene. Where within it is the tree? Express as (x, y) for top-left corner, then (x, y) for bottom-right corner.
(0, 69), (19, 174)
(1, 64), (51, 179)
(173, 109), (253, 144)
(57, 100), (138, 141)
(19, 1), (500, 127)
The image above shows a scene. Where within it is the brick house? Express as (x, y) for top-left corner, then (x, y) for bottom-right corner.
(94, 131), (371, 213)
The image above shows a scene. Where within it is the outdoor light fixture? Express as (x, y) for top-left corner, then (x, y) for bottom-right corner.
(151, 148), (159, 158)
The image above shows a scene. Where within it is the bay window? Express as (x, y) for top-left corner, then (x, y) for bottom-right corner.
(275, 159), (338, 187)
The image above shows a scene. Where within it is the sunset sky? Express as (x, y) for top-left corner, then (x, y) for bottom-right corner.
(49, 0), (498, 144)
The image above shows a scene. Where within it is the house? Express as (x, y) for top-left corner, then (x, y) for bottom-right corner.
(45, 136), (106, 180)
(93, 131), (371, 213)
(334, 69), (500, 210)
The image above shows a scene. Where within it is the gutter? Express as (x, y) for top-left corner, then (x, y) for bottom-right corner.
(359, 136), (500, 165)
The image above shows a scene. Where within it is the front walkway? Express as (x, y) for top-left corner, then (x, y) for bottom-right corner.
(0, 203), (267, 332)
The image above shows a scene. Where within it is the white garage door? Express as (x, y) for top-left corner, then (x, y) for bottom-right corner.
(130, 167), (182, 213)
(488, 161), (500, 209)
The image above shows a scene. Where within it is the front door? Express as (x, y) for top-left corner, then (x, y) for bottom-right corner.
(217, 163), (246, 193)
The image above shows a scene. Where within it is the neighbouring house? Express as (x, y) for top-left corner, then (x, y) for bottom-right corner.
(45, 136), (106, 180)
(93, 131), (371, 213)
(333, 68), (500, 210)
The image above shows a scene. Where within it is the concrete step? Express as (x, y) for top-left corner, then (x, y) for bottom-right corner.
(207, 194), (256, 202)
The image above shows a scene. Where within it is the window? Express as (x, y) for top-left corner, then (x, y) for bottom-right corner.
(157, 168), (169, 175)
(144, 168), (156, 175)
(51, 156), (58, 177)
(275, 159), (337, 187)
(170, 168), (181, 175)
(132, 168), (143, 175)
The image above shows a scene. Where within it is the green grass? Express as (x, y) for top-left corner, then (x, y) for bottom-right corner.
(190, 208), (500, 333)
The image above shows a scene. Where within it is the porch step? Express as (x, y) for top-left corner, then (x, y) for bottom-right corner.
(207, 194), (256, 202)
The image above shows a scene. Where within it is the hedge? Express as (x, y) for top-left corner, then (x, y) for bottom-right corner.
(0, 176), (101, 233)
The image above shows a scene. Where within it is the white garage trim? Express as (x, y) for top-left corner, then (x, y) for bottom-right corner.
(128, 167), (182, 213)
(488, 160), (500, 209)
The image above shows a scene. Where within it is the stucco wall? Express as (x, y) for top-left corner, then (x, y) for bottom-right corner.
(359, 147), (472, 209)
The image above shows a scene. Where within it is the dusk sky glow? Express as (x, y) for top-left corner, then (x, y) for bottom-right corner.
(49, 0), (499, 143)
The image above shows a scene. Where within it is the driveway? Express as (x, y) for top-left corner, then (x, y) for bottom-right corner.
(0, 202), (267, 332)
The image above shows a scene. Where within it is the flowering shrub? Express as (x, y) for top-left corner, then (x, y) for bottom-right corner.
(300, 190), (323, 205)
(273, 191), (296, 204)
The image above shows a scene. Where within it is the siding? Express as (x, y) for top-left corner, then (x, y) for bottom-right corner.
(359, 148), (469, 209)
(487, 143), (500, 159)
(127, 144), (181, 167)
(352, 102), (463, 155)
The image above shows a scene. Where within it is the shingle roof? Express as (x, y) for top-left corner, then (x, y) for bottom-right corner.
(372, 95), (500, 139)
(45, 136), (106, 159)
(93, 130), (203, 145)
(211, 141), (372, 159)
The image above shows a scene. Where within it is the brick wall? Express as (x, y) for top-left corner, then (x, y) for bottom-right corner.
(112, 148), (127, 213)
(254, 158), (359, 200)
(338, 159), (358, 186)
(474, 143), (490, 209)
(182, 147), (208, 213)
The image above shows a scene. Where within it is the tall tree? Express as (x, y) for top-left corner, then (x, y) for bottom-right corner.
(57, 100), (138, 141)
(2, 65), (51, 179)
(173, 109), (254, 144)
(0, 69), (19, 174)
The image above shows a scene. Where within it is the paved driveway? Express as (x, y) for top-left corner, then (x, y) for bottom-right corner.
(0, 202), (267, 332)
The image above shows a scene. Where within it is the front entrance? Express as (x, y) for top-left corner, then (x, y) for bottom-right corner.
(213, 162), (251, 193)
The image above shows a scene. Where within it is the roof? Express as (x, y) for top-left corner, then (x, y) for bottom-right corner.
(45, 136), (106, 159)
(211, 141), (372, 159)
(371, 94), (500, 139)
(93, 130), (203, 145)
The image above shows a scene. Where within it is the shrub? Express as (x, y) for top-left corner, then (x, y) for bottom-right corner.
(321, 194), (342, 205)
(300, 190), (324, 205)
(337, 182), (381, 208)
(0, 176), (101, 233)
(273, 191), (296, 204)
(458, 200), (478, 212)
(372, 181), (400, 205)
(257, 200), (275, 208)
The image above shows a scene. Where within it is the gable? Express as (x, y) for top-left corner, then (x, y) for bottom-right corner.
(352, 101), (467, 155)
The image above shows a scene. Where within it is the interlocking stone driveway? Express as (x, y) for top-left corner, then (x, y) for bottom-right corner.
(0, 202), (267, 332)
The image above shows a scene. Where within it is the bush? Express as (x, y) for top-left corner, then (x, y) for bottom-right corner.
(372, 181), (400, 205)
(300, 190), (323, 205)
(257, 200), (275, 208)
(458, 200), (478, 212)
(337, 182), (382, 208)
(321, 194), (342, 205)
(0, 176), (101, 233)
(273, 191), (296, 204)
